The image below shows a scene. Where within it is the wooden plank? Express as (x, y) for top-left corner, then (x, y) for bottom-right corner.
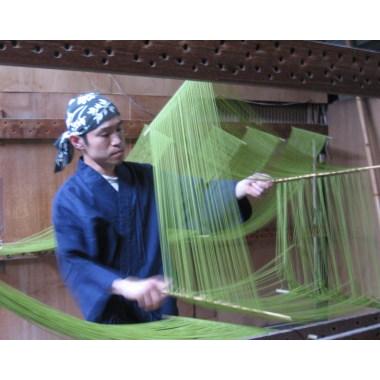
(0, 40), (379, 96)
(0, 66), (327, 103)
(0, 66), (182, 95)
(0, 143), (73, 241)
(0, 92), (171, 119)
(0, 256), (81, 339)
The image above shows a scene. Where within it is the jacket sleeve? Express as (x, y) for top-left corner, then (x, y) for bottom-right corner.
(179, 176), (252, 234)
(53, 199), (120, 322)
(204, 178), (252, 225)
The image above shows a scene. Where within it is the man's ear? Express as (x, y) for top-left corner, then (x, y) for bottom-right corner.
(69, 135), (85, 150)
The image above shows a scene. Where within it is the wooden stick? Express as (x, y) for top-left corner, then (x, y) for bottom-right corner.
(167, 291), (293, 322)
(271, 164), (380, 184)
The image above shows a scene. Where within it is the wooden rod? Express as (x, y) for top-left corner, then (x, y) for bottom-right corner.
(271, 164), (380, 184)
(167, 291), (293, 322)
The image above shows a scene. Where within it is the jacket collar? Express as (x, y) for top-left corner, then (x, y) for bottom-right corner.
(76, 158), (131, 185)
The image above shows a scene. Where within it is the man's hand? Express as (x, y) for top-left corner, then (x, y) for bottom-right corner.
(235, 172), (273, 200)
(111, 276), (169, 311)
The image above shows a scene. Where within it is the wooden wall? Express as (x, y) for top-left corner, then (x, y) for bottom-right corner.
(327, 97), (380, 299)
(0, 256), (81, 339)
(0, 64), (327, 339)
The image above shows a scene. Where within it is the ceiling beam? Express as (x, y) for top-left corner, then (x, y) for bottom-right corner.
(1, 40), (380, 97)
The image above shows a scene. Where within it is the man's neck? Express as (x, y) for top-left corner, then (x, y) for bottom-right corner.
(83, 156), (116, 176)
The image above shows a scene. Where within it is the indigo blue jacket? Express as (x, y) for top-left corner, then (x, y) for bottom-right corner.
(53, 159), (251, 323)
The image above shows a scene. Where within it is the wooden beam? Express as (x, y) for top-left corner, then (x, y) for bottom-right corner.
(0, 119), (327, 140)
(252, 310), (380, 339)
(0, 119), (147, 140)
(222, 123), (327, 139)
(0, 41), (380, 96)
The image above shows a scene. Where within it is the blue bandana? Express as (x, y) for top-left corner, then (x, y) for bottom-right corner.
(54, 93), (120, 173)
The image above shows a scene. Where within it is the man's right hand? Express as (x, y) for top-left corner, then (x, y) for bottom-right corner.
(111, 276), (169, 311)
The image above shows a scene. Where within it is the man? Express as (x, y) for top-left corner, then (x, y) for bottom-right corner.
(53, 93), (272, 324)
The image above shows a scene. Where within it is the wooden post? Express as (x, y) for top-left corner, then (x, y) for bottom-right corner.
(345, 41), (380, 227)
(355, 97), (380, 226)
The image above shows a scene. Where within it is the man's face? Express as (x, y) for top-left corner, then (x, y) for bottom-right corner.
(80, 116), (126, 174)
